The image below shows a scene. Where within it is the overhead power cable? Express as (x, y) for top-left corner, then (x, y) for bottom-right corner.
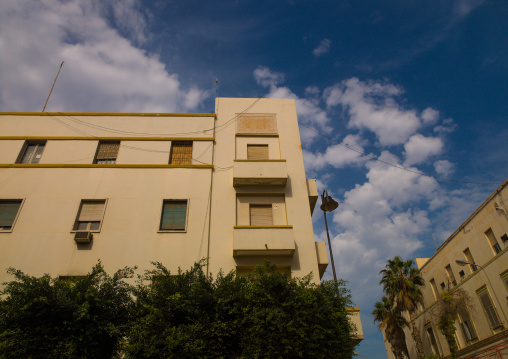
(298, 121), (502, 185)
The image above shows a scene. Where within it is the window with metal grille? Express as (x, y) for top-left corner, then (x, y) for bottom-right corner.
(247, 144), (269, 160)
(0, 200), (23, 231)
(485, 228), (502, 255)
(426, 326), (440, 355)
(249, 204), (273, 226)
(17, 141), (46, 164)
(458, 307), (477, 341)
(170, 141), (193, 164)
(477, 288), (503, 329)
(94, 141), (120, 164)
(160, 200), (188, 231)
(73, 200), (106, 231)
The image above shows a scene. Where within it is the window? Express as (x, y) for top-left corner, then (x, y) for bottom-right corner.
(440, 282), (446, 291)
(485, 228), (502, 254)
(501, 234), (508, 248)
(17, 141), (46, 164)
(94, 141), (120, 164)
(463, 248), (477, 272)
(73, 200), (106, 231)
(458, 307), (477, 342)
(0, 200), (23, 231)
(477, 287), (503, 329)
(160, 200), (188, 231)
(430, 278), (439, 300)
(170, 141), (193, 165)
(459, 270), (465, 281)
(249, 204), (273, 226)
(426, 326), (440, 356)
(237, 114), (277, 134)
(445, 264), (457, 286)
(247, 144), (269, 160)
(501, 270), (508, 291)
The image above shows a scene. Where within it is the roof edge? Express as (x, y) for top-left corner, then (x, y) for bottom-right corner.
(419, 177), (508, 271)
(0, 112), (216, 117)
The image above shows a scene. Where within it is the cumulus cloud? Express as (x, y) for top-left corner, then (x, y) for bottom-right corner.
(0, 0), (208, 112)
(421, 107), (440, 125)
(434, 160), (454, 176)
(313, 38), (331, 57)
(253, 66), (331, 143)
(404, 134), (444, 165)
(324, 78), (421, 146)
(303, 134), (368, 171)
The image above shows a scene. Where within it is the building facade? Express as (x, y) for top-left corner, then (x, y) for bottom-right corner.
(383, 179), (508, 358)
(0, 97), (362, 338)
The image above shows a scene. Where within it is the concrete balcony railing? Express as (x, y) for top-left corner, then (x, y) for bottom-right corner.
(233, 160), (288, 186)
(315, 241), (329, 279)
(347, 309), (364, 343)
(233, 226), (295, 256)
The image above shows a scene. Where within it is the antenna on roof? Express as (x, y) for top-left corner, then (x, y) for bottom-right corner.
(42, 61), (64, 112)
(432, 233), (438, 249)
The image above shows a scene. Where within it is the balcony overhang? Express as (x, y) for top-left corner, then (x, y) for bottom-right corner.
(315, 241), (329, 279)
(233, 160), (288, 186)
(347, 308), (364, 343)
(307, 179), (318, 215)
(233, 226), (295, 256)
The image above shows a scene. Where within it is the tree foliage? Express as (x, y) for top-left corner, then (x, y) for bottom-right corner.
(372, 296), (409, 359)
(0, 261), (357, 359)
(0, 262), (135, 359)
(127, 261), (357, 359)
(431, 288), (473, 359)
(374, 256), (426, 359)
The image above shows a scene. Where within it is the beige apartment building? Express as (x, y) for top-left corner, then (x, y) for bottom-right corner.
(0, 97), (362, 339)
(383, 179), (508, 358)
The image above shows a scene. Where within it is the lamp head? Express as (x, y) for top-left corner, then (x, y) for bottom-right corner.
(320, 190), (339, 212)
(455, 259), (471, 266)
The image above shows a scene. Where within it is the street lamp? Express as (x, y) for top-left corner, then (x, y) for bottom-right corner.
(321, 190), (339, 291)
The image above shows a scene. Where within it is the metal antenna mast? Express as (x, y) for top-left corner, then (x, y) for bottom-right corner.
(42, 61), (64, 112)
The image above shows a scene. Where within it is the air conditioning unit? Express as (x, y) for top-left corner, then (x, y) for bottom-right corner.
(74, 231), (92, 244)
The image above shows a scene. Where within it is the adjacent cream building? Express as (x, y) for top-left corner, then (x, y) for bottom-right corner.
(383, 179), (508, 358)
(0, 97), (362, 340)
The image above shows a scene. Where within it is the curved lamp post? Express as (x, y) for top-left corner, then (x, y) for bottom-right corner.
(321, 190), (339, 291)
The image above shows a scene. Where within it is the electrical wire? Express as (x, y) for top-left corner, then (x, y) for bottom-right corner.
(298, 121), (502, 185)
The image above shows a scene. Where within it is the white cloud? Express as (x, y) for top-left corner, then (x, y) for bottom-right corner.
(303, 134), (368, 171)
(421, 107), (439, 125)
(253, 66), (285, 87)
(0, 0), (208, 112)
(403, 134), (444, 165)
(313, 38), (331, 57)
(434, 160), (454, 176)
(324, 78), (421, 146)
(254, 66), (331, 143)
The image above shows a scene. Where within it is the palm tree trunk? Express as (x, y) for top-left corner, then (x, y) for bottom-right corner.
(409, 314), (425, 358)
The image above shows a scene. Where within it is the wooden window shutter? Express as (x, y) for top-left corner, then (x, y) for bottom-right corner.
(0, 201), (22, 226)
(170, 141), (193, 164)
(95, 141), (120, 162)
(479, 292), (502, 328)
(78, 201), (105, 222)
(161, 200), (187, 230)
(250, 204), (273, 226)
(247, 145), (269, 160)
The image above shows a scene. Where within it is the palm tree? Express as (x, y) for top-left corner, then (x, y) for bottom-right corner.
(372, 296), (410, 359)
(379, 256), (425, 359)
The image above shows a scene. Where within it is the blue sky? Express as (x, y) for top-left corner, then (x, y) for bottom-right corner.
(1, 0), (507, 357)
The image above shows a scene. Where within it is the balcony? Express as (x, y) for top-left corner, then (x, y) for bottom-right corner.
(315, 242), (329, 279)
(307, 179), (318, 215)
(233, 226), (295, 256)
(233, 160), (288, 186)
(347, 309), (364, 343)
